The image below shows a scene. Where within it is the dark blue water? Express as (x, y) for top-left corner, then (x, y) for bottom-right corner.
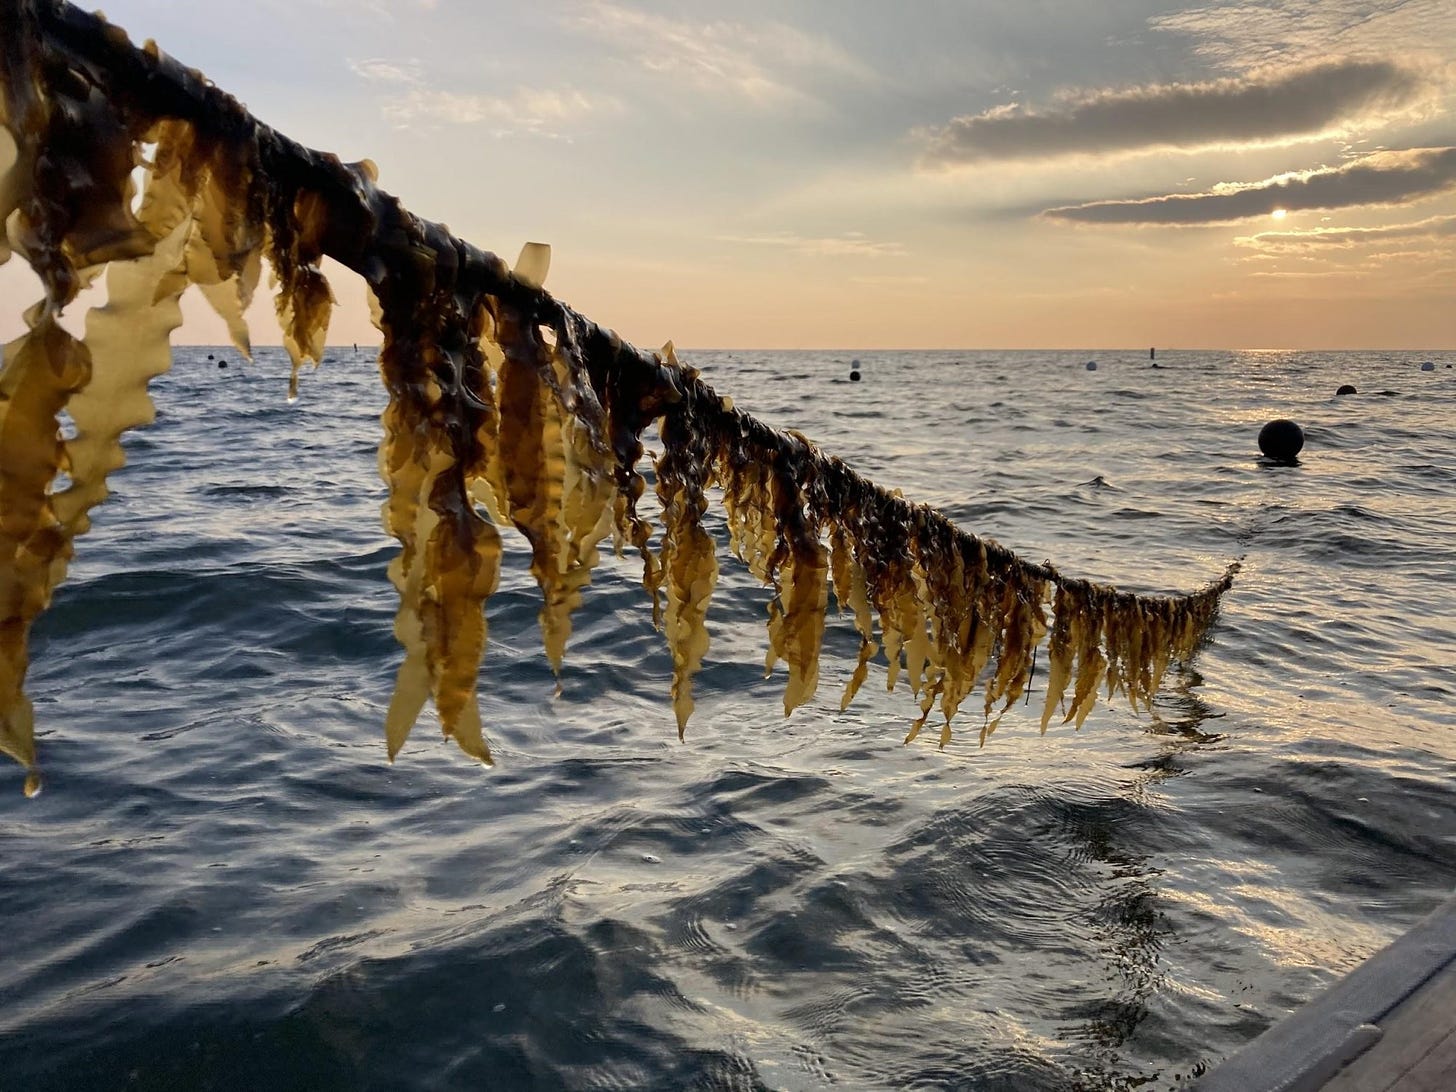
(3, 347), (1454, 1090)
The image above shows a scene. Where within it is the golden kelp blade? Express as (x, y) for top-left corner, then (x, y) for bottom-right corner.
(372, 280), (504, 764)
(0, 318), (90, 795)
(495, 311), (573, 670)
(0, 1), (1241, 792)
(0, 124), (18, 265)
(55, 177), (192, 554)
(656, 385), (721, 736)
(513, 242), (551, 290)
(829, 524), (878, 712)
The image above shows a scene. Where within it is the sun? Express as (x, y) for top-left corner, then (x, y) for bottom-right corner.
(1271, 208), (1287, 221)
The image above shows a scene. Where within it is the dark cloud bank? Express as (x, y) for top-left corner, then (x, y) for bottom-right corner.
(1239, 213), (1456, 249)
(1042, 146), (1456, 224)
(924, 58), (1431, 164)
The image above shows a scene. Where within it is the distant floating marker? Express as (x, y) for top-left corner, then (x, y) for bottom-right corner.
(1335, 384), (1356, 396)
(1258, 419), (1304, 463)
(849, 358), (861, 382)
(1420, 361), (1435, 371)
(1085, 360), (1097, 371)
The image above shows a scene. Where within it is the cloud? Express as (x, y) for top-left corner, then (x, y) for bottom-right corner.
(850, 274), (931, 287)
(920, 58), (1434, 165)
(347, 58), (422, 84)
(1152, 0), (1456, 70)
(1244, 247), (1451, 283)
(306, 0), (438, 21)
(1042, 146), (1456, 224)
(563, 1), (867, 106)
(349, 51), (619, 137)
(379, 86), (620, 135)
(1234, 213), (1456, 251)
(716, 232), (906, 258)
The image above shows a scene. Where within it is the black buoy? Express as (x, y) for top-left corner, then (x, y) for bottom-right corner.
(1258, 419), (1304, 462)
(1420, 361), (1435, 371)
(1335, 383), (1356, 396)
(206, 353), (214, 361)
(217, 360), (227, 368)
(849, 358), (861, 382)
(1085, 360), (1097, 371)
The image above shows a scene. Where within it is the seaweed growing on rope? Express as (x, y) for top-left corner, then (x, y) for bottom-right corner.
(0, 0), (1238, 795)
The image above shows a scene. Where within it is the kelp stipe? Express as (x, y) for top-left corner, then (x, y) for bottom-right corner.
(0, 0), (1239, 793)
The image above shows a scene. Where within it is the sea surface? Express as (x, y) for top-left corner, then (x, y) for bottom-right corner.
(3, 346), (1455, 1091)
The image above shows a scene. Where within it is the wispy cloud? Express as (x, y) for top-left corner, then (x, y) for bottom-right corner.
(379, 86), (619, 135)
(1043, 146), (1456, 225)
(306, 0), (437, 21)
(921, 58), (1434, 165)
(1152, 0), (1456, 70)
(349, 49), (616, 136)
(563, 0), (867, 106)
(717, 232), (906, 258)
(347, 57), (423, 84)
(1244, 247), (1453, 286)
(850, 274), (930, 287)
(1234, 213), (1456, 251)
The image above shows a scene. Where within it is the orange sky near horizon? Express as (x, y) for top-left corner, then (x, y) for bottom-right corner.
(3, 0), (1454, 351)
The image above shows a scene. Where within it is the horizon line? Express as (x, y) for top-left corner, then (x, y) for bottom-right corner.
(174, 343), (1455, 354)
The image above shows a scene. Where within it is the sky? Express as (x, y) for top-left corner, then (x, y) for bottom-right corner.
(4, 0), (1455, 349)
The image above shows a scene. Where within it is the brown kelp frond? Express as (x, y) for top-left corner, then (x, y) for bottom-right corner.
(0, 317), (90, 796)
(655, 377), (720, 737)
(368, 204), (503, 764)
(0, 0), (1241, 792)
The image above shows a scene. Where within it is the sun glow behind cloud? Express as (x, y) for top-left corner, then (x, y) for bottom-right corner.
(1235, 213), (1456, 251)
(1043, 147), (1456, 224)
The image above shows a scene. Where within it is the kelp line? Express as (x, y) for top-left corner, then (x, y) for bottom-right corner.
(0, 0), (1238, 796)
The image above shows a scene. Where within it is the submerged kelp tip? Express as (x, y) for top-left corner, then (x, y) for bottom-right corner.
(23, 769), (42, 798)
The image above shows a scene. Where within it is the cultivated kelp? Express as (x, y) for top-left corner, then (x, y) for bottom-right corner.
(0, 0), (1238, 794)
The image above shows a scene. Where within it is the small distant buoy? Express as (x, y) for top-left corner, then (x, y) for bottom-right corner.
(206, 353), (214, 361)
(1335, 384), (1356, 396)
(1420, 361), (1435, 371)
(1085, 361), (1097, 371)
(1149, 347), (1156, 360)
(217, 360), (227, 369)
(1258, 419), (1304, 463)
(849, 358), (861, 382)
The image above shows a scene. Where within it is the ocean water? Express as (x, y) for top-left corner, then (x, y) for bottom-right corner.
(2, 346), (1454, 1091)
